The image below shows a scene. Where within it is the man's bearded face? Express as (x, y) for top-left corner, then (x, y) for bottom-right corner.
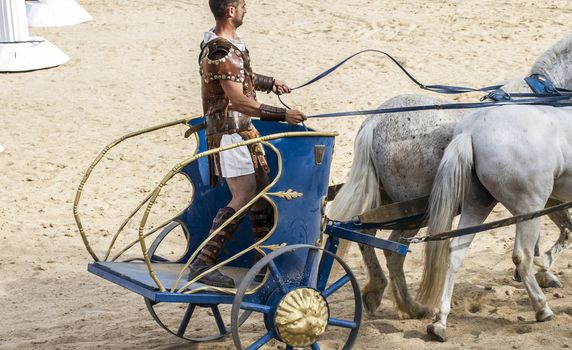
(231, 0), (246, 27)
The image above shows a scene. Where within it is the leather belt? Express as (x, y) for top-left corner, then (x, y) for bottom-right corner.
(206, 111), (253, 136)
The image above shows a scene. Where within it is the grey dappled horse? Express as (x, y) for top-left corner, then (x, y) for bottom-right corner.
(328, 33), (572, 318)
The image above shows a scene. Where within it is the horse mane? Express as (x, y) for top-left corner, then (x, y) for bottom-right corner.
(530, 33), (572, 90)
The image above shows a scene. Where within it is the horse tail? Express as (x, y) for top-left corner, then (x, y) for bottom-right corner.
(417, 132), (474, 309)
(327, 118), (382, 262)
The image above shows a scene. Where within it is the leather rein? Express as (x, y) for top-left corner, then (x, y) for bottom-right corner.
(277, 49), (572, 118)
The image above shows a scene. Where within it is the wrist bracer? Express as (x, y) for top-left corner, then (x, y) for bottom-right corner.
(253, 73), (275, 93)
(259, 104), (287, 122)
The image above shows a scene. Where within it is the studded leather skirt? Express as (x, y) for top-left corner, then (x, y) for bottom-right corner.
(206, 111), (269, 187)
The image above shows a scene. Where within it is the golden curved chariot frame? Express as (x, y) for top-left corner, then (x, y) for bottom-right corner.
(74, 116), (337, 296)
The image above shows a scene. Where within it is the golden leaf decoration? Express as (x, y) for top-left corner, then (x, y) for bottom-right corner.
(258, 243), (287, 251)
(267, 189), (303, 200)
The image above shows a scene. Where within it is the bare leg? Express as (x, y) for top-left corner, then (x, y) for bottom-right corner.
(226, 172), (258, 211)
(227, 168), (272, 237)
(385, 228), (431, 319)
(358, 229), (388, 316)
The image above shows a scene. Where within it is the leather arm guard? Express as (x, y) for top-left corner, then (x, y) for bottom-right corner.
(259, 104), (287, 122)
(252, 73), (275, 93)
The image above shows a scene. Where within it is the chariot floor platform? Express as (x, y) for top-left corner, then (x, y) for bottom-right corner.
(89, 262), (257, 303)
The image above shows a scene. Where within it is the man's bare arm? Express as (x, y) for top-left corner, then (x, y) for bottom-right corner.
(220, 80), (307, 124)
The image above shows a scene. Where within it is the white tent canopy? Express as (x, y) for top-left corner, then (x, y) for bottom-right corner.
(26, 0), (92, 27)
(0, 0), (69, 72)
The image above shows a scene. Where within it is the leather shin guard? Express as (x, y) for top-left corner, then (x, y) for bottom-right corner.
(197, 207), (241, 265)
(250, 202), (274, 241)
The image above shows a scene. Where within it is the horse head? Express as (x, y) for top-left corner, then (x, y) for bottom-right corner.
(530, 32), (572, 91)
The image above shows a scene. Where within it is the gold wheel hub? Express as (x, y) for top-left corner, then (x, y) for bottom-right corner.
(274, 288), (329, 347)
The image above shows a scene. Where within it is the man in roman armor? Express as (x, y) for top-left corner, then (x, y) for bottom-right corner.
(188, 0), (307, 287)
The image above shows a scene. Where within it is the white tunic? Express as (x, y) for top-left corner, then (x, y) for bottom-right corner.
(218, 133), (256, 177)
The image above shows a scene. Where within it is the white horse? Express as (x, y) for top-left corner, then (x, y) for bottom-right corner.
(328, 33), (572, 318)
(418, 102), (572, 341)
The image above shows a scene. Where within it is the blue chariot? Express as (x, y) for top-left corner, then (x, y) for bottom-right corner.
(75, 118), (410, 349)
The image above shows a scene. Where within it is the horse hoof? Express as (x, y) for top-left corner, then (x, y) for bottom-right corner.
(536, 307), (554, 322)
(410, 303), (433, 319)
(544, 279), (564, 289)
(362, 291), (382, 315)
(535, 272), (564, 289)
(427, 323), (446, 342)
(514, 269), (522, 283)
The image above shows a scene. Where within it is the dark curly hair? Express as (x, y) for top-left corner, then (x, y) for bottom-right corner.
(209, 0), (239, 19)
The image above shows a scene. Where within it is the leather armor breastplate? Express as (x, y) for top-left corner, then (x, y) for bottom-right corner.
(200, 38), (257, 136)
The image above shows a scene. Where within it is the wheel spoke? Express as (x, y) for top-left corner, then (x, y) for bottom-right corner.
(317, 241), (337, 291)
(268, 260), (288, 294)
(328, 317), (358, 329)
(176, 303), (196, 336)
(311, 342), (321, 350)
(301, 248), (319, 287)
(323, 274), (350, 298)
(240, 302), (273, 314)
(211, 306), (228, 334)
(246, 329), (276, 350)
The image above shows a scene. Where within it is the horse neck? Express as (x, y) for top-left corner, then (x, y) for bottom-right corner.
(500, 78), (531, 93)
(530, 35), (572, 90)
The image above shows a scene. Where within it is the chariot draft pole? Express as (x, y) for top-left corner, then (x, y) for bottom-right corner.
(0, 0), (68, 72)
(26, 0), (92, 27)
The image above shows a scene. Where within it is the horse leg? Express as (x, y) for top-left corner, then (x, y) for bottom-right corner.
(537, 199), (572, 287)
(543, 199), (572, 269)
(427, 180), (496, 342)
(385, 228), (431, 319)
(358, 229), (388, 315)
(427, 234), (476, 342)
(513, 217), (554, 322)
(513, 199), (568, 288)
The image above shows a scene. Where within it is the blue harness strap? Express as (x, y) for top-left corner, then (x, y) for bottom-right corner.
(525, 73), (559, 95)
(307, 96), (572, 119)
(482, 89), (512, 102)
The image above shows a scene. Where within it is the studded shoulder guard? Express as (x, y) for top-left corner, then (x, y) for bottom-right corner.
(200, 38), (245, 84)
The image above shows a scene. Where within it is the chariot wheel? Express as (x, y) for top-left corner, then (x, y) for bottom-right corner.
(231, 244), (362, 349)
(144, 298), (233, 342)
(147, 221), (185, 263)
(144, 221), (251, 342)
